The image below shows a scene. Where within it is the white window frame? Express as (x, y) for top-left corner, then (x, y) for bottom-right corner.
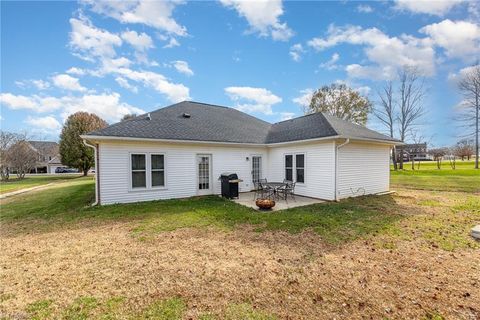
(284, 152), (306, 185)
(150, 153), (166, 189)
(284, 154), (294, 182)
(128, 152), (167, 192)
(295, 153), (305, 184)
(130, 153), (147, 190)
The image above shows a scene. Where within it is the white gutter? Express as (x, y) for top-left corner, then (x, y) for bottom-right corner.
(82, 139), (99, 206)
(80, 134), (400, 147)
(334, 138), (350, 201)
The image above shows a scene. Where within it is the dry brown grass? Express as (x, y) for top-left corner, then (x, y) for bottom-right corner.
(1, 188), (479, 319)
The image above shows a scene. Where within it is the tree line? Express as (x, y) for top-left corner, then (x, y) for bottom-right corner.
(304, 64), (479, 170)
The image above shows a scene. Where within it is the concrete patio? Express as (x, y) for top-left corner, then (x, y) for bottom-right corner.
(233, 192), (325, 211)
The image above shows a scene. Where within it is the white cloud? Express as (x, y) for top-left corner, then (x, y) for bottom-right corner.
(308, 24), (436, 80)
(354, 86), (372, 96)
(345, 64), (397, 81)
(59, 92), (144, 122)
(69, 15), (122, 61)
(220, 0), (294, 41)
(83, 0), (187, 36)
(280, 112), (295, 121)
(225, 86), (282, 115)
(66, 67), (86, 76)
(420, 19), (480, 60)
(121, 30), (154, 51)
(15, 79), (50, 90)
(52, 74), (87, 92)
(0, 93), (38, 110)
(32, 80), (50, 90)
(357, 4), (373, 13)
(448, 65), (479, 82)
(25, 115), (61, 130)
(1, 92), (143, 123)
(171, 60), (194, 76)
(289, 43), (304, 62)
(163, 37), (180, 48)
(292, 89), (313, 108)
(319, 53), (340, 70)
(394, 0), (465, 16)
(114, 68), (190, 102)
(115, 77), (138, 93)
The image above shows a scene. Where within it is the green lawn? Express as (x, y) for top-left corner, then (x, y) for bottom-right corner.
(0, 177), (403, 245)
(0, 174), (82, 194)
(1, 173), (478, 250)
(391, 160), (480, 192)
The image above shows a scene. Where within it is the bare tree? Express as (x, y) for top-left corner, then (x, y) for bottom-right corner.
(446, 147), (457, 170)
(397, 67), (427, 169)
(6, 139), (37, 179)
(0, 131), (21, 181)
(375, 81), (398, 169)
(429, 148), (447, 170)
(454, 139), (475, 160)
(457, 64), (480, 169)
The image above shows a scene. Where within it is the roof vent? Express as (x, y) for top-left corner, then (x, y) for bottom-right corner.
(182, 113), (191, 118)
(146, 113), (151, 120)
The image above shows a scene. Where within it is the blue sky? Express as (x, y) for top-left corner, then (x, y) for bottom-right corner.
(1, 0), (479, 146)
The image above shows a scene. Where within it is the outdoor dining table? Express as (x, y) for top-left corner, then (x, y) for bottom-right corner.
(263, 182), (287, 199)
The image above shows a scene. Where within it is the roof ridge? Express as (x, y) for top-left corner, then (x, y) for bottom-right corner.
(272, 112), (321, 125)
(185, 101), (272, 126)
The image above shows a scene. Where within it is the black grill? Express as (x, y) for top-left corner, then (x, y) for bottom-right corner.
(219, 173), (242, 199)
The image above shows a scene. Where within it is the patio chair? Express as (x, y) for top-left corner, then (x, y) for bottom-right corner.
(279, 181), (296, 201)
(253, 179), (273, 200)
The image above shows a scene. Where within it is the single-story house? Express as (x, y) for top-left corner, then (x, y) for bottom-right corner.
(81, 101), (401, 205)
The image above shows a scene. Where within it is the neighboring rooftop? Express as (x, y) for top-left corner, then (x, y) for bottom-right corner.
(87, 101), (400, 144)
(28, 141), (59, 152)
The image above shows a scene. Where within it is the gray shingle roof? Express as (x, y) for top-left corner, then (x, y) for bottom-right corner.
(87, 101), (400, 144)
(28, 140), (59, 151)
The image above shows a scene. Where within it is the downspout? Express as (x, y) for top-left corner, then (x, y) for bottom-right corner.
(83, 139), (99, 206)
(334, 138), (350, 201)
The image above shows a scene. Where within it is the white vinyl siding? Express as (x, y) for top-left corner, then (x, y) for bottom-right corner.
(267, 141), (336, 200)
(97, 139), (390, 205)
(98, 141), (267, 205)
(337, 142), (390, 199)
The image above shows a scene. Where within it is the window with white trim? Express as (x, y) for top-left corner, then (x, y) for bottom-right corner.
(296, 154), (305, 183)
(284, 153), (305, 183)
(285, 154), (293, 181)
(131, 154), (146, 188)
(151, 154), (165, 187)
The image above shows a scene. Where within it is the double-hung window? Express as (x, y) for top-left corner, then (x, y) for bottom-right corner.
(151, 154), (165, 187)
(131, 154), (147, 189)
(285, 155), (293, 181)
(284, 153), (305, 183)
(130, 153), (166, 190)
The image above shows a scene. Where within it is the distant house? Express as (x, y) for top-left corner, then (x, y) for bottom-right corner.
(395, 143), (430, 162)
(27, 141), (64, 174)
(81, 101), (402, 205)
